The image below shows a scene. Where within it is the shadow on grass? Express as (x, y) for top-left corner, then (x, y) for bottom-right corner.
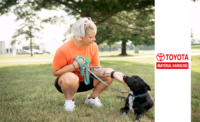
(0, 60), (155, 122)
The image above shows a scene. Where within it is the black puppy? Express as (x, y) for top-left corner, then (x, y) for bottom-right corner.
(120, 75), (154, 122)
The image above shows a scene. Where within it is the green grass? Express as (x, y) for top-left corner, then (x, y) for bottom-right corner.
(191, 45), (200, 49)
(0, 54), (55, 61)
(1, 53), (199, 122)
(191, 55), (200, 122)
(0, 55), (155, 122)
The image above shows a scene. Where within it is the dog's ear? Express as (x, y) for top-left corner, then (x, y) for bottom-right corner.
(143, 83), (151, 91)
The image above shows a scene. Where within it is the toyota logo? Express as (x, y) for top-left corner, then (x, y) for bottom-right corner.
(156, 53), (165, 61)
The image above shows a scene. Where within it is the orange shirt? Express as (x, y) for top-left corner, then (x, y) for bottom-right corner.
(52, 38), (100, 81)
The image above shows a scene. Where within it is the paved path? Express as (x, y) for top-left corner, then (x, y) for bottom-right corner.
(191, 50), (200, 51)
(191, 52), (200, 55)
(0, 52), (200, 62)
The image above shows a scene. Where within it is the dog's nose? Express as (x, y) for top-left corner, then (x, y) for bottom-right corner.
(123, 75), (126, 79)
(123, 76), (127, 82)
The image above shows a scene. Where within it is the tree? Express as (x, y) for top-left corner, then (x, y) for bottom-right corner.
(2, 0), (199, 18)
(95, 9), (154, 55)
(191, 29), (194, 38)
(11, 3), (43, 56)
(1, 0), (155, 55)
(95, 26), (113, 44)
(0, 0), (154, 25)
(36, 0), (155, 45)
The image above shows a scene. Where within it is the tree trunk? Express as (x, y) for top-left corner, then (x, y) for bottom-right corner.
(121, 41), (127, 55)
(109, 45), (111, 52)
(30, 37), (33, 57)
(101, 47), (103, 52)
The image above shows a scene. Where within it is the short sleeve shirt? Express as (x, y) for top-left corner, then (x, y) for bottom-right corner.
(52, 38), (100, 81)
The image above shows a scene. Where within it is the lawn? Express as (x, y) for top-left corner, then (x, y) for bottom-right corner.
(1, 53), (199, 122)
(191, 45), (200, 49)
(0, 54), (155, 122)
(191, 55), (200, 122)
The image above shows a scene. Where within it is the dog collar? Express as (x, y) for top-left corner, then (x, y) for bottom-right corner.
(131, 93), (146, 97)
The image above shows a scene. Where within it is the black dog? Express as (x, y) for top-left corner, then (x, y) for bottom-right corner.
(120, 75), (154, 122)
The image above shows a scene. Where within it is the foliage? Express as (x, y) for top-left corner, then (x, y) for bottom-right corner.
(1, 0), (154, 55)
(0, 0), (155, 25)
(11, 3), (43, 56)
(95, 26), (114, 45)
(191, 29), (194, 38)
(95, 9), (154, 55)
(42, 15), (68, 25)
(0, 0), (18, 15)
(108, 9), (154, 45)
(37, 0), (155, 44)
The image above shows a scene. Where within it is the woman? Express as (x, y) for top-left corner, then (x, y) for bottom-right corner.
(52, 17), (126, 111)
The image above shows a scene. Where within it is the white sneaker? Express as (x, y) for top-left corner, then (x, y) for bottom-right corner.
(84, 95), (103, 107)
(64, 99), (75, 111)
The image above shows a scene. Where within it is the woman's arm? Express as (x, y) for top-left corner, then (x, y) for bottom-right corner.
(90, 66), (114, 77)
(90, 65), (126, 85)
(52, 64), (75, 77)
(52, 58), (85, 77)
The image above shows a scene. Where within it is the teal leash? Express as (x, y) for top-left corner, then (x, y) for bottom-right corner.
(74, 56), (128, 93)
(88, 71), (127, 93)
(74, 56), (90, 85)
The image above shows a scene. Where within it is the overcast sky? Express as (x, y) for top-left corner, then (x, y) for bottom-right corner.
(0, 1), (199, 41)
(0, 9), (74, 42)
(191, 1), (200, 39)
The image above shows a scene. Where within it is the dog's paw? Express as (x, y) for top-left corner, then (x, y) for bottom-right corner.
(134, 120), (140, 122)
(120, 108), (128, 115)
(120, 108), (124, 114)
(120, 108), (125, 114)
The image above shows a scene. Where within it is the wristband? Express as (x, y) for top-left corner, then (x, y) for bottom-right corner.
(111, 71), (115, 78)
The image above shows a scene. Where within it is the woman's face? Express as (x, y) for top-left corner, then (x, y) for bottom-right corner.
(81, 31), (96, 46)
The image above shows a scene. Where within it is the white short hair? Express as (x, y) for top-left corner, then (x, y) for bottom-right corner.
(72, 17), (97, 40)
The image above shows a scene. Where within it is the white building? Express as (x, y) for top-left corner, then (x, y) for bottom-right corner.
(0, 40), (21, 55)
(0, 38), (63, 55)
(0, 10), (72, 55)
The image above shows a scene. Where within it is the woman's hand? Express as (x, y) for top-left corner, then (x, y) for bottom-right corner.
(73, 56), (85, 69)
(113, 72), (127, 86)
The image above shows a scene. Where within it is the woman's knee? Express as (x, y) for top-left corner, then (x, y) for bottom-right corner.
(58, 72), (79, 87)
(95, 76), (114, 86)
(106, 77), (114, 84)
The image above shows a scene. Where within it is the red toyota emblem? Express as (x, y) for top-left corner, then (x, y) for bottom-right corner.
(156, 53), (165, 61)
